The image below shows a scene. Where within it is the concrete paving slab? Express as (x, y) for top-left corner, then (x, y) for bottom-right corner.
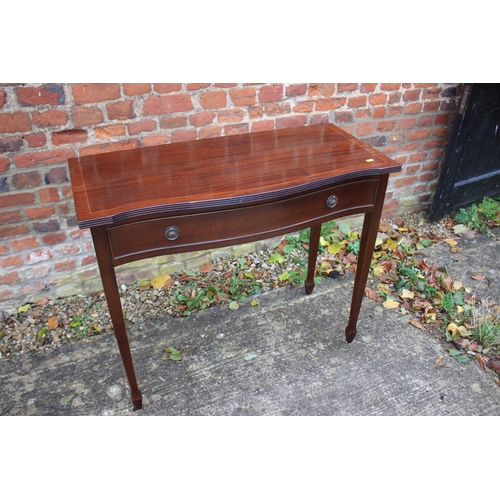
(1, 250), (499, 415)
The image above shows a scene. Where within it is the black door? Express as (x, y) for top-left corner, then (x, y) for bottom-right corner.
(429, 83), (500, 221)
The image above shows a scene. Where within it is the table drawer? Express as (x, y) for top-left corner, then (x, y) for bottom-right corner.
(108, 179), (378, 262)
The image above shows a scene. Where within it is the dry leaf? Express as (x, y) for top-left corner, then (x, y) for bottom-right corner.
(409, 319), (426, 331)
(48, 317), (58, 329)
(471, 273), (485, 281)
(400, 289), (415, 300)
(475, 353), (487, 371)
(365, 287), (383, 302)
(151, 274), (172, 288)
(445, 238), (458, 246)
(382, 298), (400, 310)
(199, 262), (214, 273)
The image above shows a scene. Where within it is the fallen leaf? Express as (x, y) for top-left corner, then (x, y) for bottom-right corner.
(244, 353), (258, 361)
(453, 224), (468, 234)
(400, 289), (415, 300)
(450, 246), (462, 254)
(250, 300), (260, 306)
(445, 238), (458, 246)
(409, 319), (426, 331)
(471, 273), (485, 281)
(229, 301), (240, 310)
(18, 304), (31, 313)
(489, 359), (500, 375)
(48, 317), (58, 329)
(379, 221), (390, 232)
(372, 265), (385, 277)
(164, 347), (183, 361)
(327, 242), (343, 255)
(453, 280), (463, 291)
(475, 353), (487, 371)
(199, 262), (214, 273)
(383, 298), (400, 310)
(151, 274), (172, 288)
(365, 287), (383, 302)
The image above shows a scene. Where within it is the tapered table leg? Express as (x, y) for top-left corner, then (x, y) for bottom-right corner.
(345, 175), (389, 343)
(305, 223), (321, 295)
(91, 226), (143, 410)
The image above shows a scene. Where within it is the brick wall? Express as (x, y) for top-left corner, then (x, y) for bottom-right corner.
(0, 83), (462, 309)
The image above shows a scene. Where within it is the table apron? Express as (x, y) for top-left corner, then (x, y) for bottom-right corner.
(107, 178), (379, 266)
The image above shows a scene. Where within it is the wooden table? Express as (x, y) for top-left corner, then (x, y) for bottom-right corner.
(68, 124), (401, 409)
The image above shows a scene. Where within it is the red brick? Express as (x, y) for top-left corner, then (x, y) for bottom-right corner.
(143, 94), (194, 115)
(361, 83), (377, 93)
(225, 123), (249, 136)
(335, 111), (353, 123)
(27, 248), (53, 263)
(0, 244), (8, 255)
(0, 157), (10, 172)
(407, 129), (431, 141)
(141, 134), (170, 146)
(32, 109), (68, 127)
(286, 84), (308, 97)
(25, 206), (56, 219)
(417, 115), (433, 127)
(81, 255), (97, 266)
(95, 124), (126, 139)
(33, 219), (60, 232)
(248, 106), (263, 119)
(307, 84), (335, 97)
(388, 93), (402, 105)
(199, 126), (222, 139)
(55, 244), (79, 256)
(377, 120), (396, 132)
(369, 93), (387, 106)
(434, 113), (450, 125)
(422, 87), (441, 99)
(106, 100), (136, 120)
(310, 114), (330, 125)
(72, 106), (103, 126)
(337, 84), (358, 93)
(0, 192), (35, 209)
(160, 116), (188, 129)
(259, 85), (283, 103)
(72, 84), (121, 104)
(217, 109), (244, 123)
(0, 111), (31, 133)
(396, 118), (416, 130)
(0, 255), (24, 268)
(0, 271), (20, 285)
(264, 103), (291, 115)
(403, 89), (421, 102)
(423, 101), (440, 112)
(25, 133), (47, 147)
(17, 84), (65, 106)
(10, 236), (39, 251)
(214, 83), (237, 88)
(127, 120), (157, 135)
(293, 101), (314, 113)
(314, 98), (345, 111)
(348, 95), (367, 108)
(186, 83), (210, 91)
(55, 260), (76, 272)
(0, 89), (6, 108)
(355, 109), (371, 119)
(432, 126), (450, 137)
(0, 224), (30, 240)
(276, 115), (307, 129)
(199, 91), (227, 110)
(356, 121), (376, 136)
(229, 88), (256, 106)
(171, 130), (197, 143)
(394, 175), (419, 188)
(14, 149), (75, 169)
(79, 139), (139, 156)
(52, 129), (88, 145)
(251, 120), (274, 132)
(42, 233), (66, 245)
(12, 171), (42, 189)
(409, 152), (427, 162)
(373, 107), (386, 118)
(0, 210), (22, 225)
(381, 83), (401, 91)
(62, 186), (73, 198)
(405, 102), (423, 114)
(153, 84), (183, 93)
(401, 142), (423, 153)
(440, 100), (456, 111)
(123, 83), (151, 96)
(189, 112), (215, 127)
(39, 187), (59, 203)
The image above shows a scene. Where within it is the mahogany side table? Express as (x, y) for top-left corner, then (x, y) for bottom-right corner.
(68, 124), (401, 409)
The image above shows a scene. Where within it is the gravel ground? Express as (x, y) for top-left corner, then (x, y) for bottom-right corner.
(0, 213), (453, 361)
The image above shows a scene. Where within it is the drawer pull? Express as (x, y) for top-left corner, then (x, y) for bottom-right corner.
(326, 195), (338, 208)
(165, 226), (180, 241)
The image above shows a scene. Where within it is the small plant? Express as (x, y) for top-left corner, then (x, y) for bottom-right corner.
(470, 317), (500, 349)
(452, 196), (500, 233)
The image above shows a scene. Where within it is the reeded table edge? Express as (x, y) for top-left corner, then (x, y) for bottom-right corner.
(75, 167), (400, 229)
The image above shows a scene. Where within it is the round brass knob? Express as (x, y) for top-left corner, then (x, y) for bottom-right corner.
(165, 226), (180, 241)
(326, 195), (338, 208)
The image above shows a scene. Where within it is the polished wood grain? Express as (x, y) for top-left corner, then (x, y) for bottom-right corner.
(68, 124), (401, 410)
(68, 124), (400, 228)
